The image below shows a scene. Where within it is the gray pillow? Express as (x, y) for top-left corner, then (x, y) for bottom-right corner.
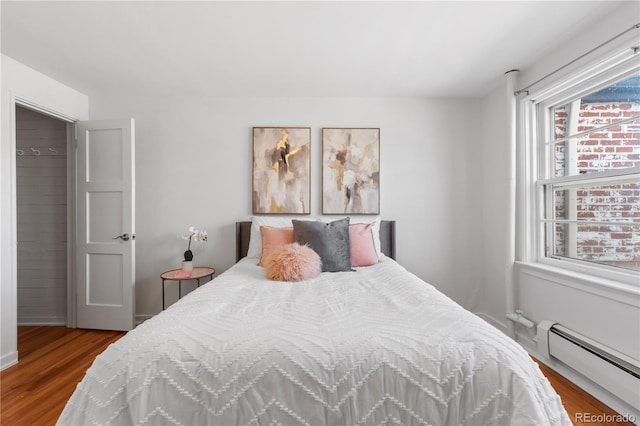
(292, 218), (353, 272)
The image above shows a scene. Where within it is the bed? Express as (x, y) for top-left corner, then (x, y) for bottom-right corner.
(58, 219), (570, 425)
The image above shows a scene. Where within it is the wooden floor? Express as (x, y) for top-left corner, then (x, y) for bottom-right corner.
(0, 326), (634, 426)
(1, 326), (125, 426)
(533, 360), (634, 426)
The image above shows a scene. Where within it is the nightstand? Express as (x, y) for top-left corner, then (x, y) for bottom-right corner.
(160, 266), (215, 309)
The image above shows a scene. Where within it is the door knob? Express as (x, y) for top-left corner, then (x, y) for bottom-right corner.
(113, 233), (130, 241)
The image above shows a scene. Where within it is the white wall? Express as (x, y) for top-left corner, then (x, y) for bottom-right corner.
(477, 79), (510, 329)
(476, 2), (640, 416)
(0, 54), (484, 367)
(89, 95), (483, 318)
(477, 0), (640, 337)
(0, 55), (88, 369)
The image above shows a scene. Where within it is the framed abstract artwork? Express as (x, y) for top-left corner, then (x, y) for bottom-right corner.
(252, 127), (311, 214)
(322, 128), (380, 215)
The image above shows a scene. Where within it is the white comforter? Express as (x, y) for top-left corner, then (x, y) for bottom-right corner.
(59, 256), (570, 425)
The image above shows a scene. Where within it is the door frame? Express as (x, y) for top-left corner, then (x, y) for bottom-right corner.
(10, 94), (79, 329)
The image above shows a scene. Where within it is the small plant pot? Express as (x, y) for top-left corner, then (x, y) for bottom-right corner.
(181, 260), (193, 272)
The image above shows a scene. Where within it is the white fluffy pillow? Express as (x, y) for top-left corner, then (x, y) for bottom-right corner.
(246, 216), (315, 258)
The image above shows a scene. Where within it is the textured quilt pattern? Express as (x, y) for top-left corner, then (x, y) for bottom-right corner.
(58, 257), (571, 425)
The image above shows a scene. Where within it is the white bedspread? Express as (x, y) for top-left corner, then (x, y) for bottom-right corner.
(59, 256), (570, 425)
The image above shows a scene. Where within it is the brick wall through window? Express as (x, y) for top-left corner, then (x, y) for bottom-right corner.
(553, 102), (640, 270)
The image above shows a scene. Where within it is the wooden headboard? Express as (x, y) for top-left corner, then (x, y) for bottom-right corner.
(236, 220), (396, 262)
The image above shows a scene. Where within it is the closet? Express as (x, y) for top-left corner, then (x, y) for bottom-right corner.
(16, 106), (69, 325)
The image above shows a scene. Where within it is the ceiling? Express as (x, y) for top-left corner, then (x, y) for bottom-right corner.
(0, 1), (630, 98)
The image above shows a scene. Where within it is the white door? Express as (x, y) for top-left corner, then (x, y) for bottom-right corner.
(76, 119), (135, 330)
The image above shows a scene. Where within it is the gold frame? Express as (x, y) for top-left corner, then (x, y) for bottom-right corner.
(322, 128), (380, 215)
(252, 127), (311, 215)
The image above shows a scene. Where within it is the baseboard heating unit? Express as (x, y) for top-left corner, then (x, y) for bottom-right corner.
(537, 321), (640, 409)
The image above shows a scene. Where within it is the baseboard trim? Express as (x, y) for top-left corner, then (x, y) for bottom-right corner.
(1, 351), (18, 371)
(18, 316), (66, 326)
(518, 335), (640, 422)
(474, 310), (639, 422)
(17, 321), (66, 326)
(474, 312), (507, 334)
(135, 314), (153, 326)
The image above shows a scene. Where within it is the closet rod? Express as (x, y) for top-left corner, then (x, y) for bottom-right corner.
(514, 23), (640, 96)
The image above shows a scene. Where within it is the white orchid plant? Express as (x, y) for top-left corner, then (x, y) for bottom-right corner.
(181, 226), (208, 262)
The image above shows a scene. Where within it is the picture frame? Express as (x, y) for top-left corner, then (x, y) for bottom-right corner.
(252, 127), (311, 214)
(322, 128), (380, 215)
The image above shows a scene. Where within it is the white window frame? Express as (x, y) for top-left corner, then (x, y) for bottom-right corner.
(520, 46), (640, 287)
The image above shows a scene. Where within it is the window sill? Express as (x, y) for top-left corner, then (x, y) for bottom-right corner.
(515, 261), (640, 306)
(550, 257), (637, 284)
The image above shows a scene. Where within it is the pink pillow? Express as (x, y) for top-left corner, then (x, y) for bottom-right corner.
(263, 243), (322, 281)
(259, 226), (295, 266)
(349, 223), (379, 267)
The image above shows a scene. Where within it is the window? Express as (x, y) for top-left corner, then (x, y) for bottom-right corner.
(524, 53), (640, 284)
